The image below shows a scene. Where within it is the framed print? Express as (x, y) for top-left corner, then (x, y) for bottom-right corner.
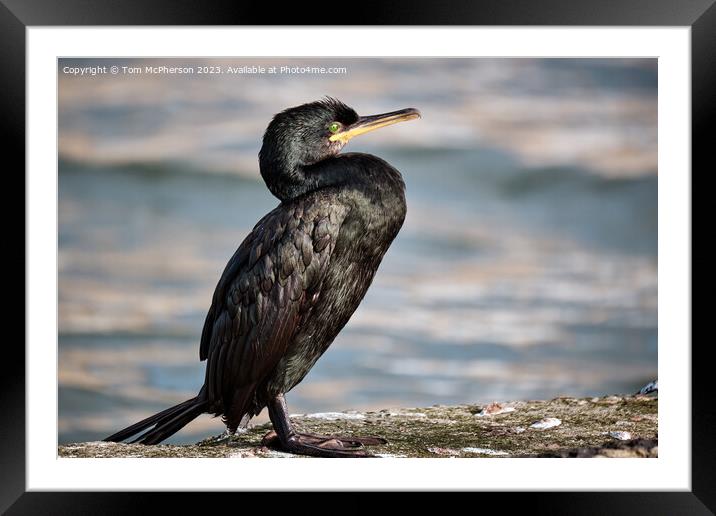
(5, 0), (710, 512)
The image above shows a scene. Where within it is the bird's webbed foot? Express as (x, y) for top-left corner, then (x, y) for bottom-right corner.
(261, 430), (386, 458)
(265, 394), (387, 457)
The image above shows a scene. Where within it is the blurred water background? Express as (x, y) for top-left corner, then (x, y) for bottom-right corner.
(58, 58), (657, 444)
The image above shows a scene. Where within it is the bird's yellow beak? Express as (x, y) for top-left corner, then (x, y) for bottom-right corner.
(329, 108), (421, 144)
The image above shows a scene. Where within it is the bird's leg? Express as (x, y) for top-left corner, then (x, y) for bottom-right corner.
(263, 394), (387, 458)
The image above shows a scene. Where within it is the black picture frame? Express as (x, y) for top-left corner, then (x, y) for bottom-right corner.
(3, 0), (709, 512)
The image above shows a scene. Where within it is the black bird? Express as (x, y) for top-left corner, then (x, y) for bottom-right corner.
(104, 98), (420, 457)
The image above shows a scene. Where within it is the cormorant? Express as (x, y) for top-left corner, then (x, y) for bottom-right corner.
(104, 97), (420, 457)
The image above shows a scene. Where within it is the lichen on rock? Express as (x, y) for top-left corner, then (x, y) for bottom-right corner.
(58, 395), (657, 458)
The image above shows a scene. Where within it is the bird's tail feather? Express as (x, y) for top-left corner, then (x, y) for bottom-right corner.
(104, 395), (208, 445)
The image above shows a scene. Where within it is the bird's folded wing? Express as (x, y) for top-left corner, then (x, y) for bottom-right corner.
(199, 198), (346, 408)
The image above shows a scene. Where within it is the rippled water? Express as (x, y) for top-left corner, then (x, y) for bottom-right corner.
(58, 58), (657, 444)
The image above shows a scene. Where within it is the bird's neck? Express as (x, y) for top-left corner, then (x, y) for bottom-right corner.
(259, 153), (349, 202)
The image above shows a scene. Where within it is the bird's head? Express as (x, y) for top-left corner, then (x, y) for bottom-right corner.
(259, 97), (420, 200)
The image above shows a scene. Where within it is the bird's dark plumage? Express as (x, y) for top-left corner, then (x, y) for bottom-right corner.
(105, 98), (419, 456)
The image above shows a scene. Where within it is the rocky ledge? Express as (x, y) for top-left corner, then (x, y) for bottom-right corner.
(59, 394), (657, 458)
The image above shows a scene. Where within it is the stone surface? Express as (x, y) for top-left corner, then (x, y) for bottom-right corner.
(58, 395), (658, 458)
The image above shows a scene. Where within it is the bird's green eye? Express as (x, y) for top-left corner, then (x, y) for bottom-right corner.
(328, 122), (341, 134)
